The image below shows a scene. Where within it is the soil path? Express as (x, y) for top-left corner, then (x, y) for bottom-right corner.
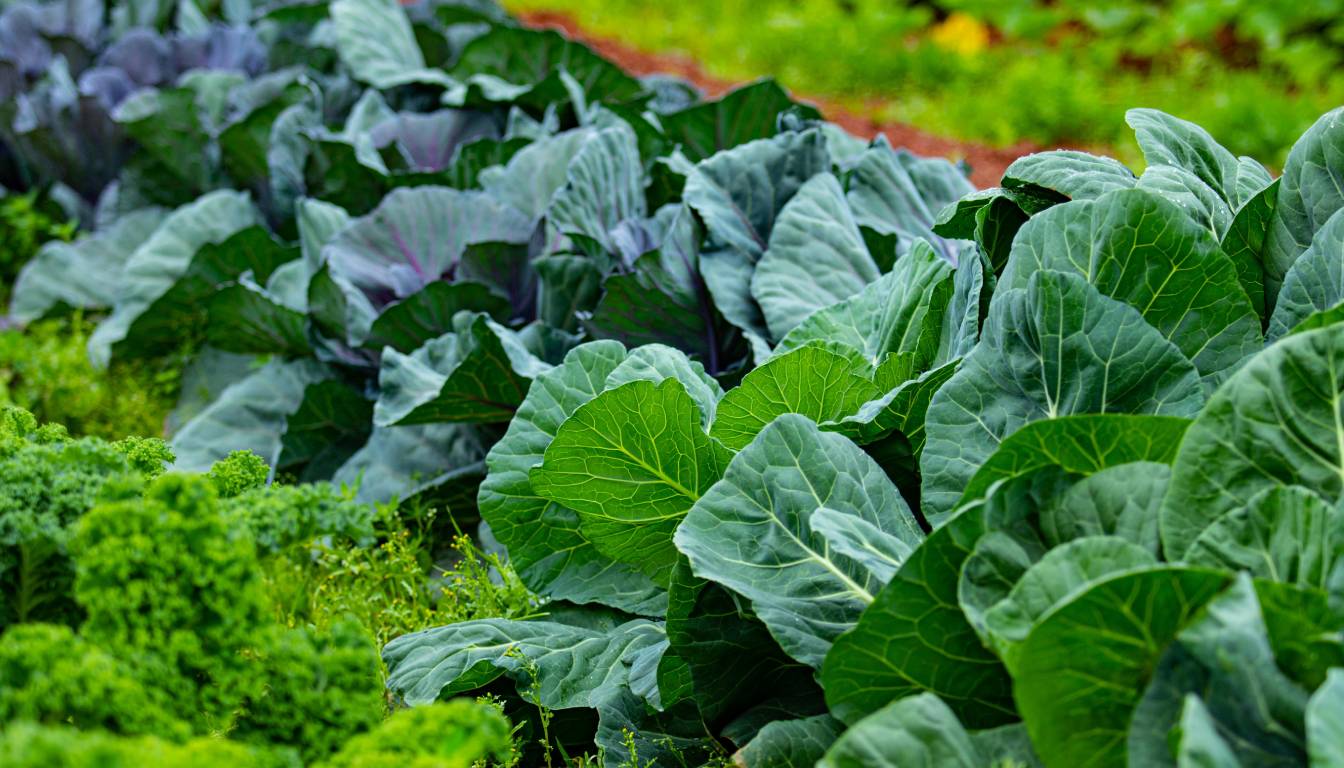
(518, 9), (1041, 188)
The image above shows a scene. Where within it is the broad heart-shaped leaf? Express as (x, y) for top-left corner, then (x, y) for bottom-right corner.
(1172, 696), (1242, 768)
(820, 504), (1015, 729)
(752, 172), (881, 340)
(659, 79), (822, 163)
(953, 414), (1192, 512)
(920, 270), (1205, 524)
(594, 690), (720, 768)
(774, 239), (956, 368)
(1125, 576), (1310, 768)
(113, 81), (221, 198)
(479, 128), (595, 223)
(664, 559), (823, 730)
(447, 26), (644, 110)
(363, 280), (510, 353)
(1002, 150), (1137, 200)
(88, 190), (262, 367)
(1161, 325), (1344, 561)
(845, 138), (973, 262)
(383, 616), (667, 709)
(982, 536), (1157, 672)
(476, 341), (666, 615)
(547, 123), (647, 254)
(1308, 670), (1344, 767)
(1265, 107), (1344, 309)
(684, 129), (829, 263)
(710, 344), (880, 452)
(1001, 187), (1261, 384)
(530, 378), (731, 585)
(373, 314), (554, 426)
(1184, 486), (1344, 590)
(322, 187), (531, 324)
(1221, 178), (1279, 323)
(1269, 208), (1344, 340)
(275, 378), (373, 482)
(817, 694), (987, 768)
(1136, 165), (1234, 239)
(734, 715), (842, 768)
(584, 205), (745, 375)
(10, 207), (165, 323)
(684, 130), (830, 344)
(206, 271), (312, 356)
(170, 358), (332, 472)
(333, 422), (488, 505)
(676, 415), (924, 669)
(1126, 108), (1271, 210)
(368, 109), (500, 174)
(1039, 461), (1172, 556)
(329, 0), (455, 89)
(1012, 566), (1231, 768)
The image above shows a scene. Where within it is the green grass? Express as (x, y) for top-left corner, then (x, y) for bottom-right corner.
(507, 0), (1344, 166)
(0, 315), (180, 439)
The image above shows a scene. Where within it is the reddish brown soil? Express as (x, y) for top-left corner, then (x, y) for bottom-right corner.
(518, 10), (1039, 188)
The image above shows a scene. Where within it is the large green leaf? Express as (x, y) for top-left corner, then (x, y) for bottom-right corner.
(664, 559), (820, 729)
(658, 79), (821, 163)
(1220, 178), (1279, 323)
(1013, 566), (1230, 768)
(383, 617), (667, 708)
(733, 715), (842, 768)
(1265, 107), (1344, 308)
(1038, 461), (1172, 555)
(170, 358), (331, 472)
(1269, 208), (1344, 340)
(676, 415), (922, 669)
(373, 314), (552, 426)
(531, 378), (730, 584)
(1126, 108), (1269, 209)
(547, 123), (646, 254)
(447, 26), (644, 110)
(845, 139), (973, 262)
(752, 173), (880, 340)
(820, 505), (1015, 728)
(329, 0), (455, 88)
(362, 281), (510, 354)
(1161, 325), (1344, 560)
(684, 129), (828, 343)
(1002, 150), (1136, 200)
(10, 208), (166, 323)
(953, 414), (1191, 512)
(1001, 188), (1261, 383)
(322, 187), (531, 335)
(1184, 486), (1344, 590)
(1136, 165), (1233, 239)
(333, 422), (486, 505)
(921, 271), (1205, 523)
(982, 536), (1156, 671)
(816, 694), (982, 768)
(476, 341), (666, 615)
(1125, 575), (1310, 768)
(774, 239), (955, 368)
(1308, 669), (1344, 767)
(479, 128), (595, 222)
(710, 344), (880, 452)
(205, 270), (312, 356)
(88, 190), (261, 367)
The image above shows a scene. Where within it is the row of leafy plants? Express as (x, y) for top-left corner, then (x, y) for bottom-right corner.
(4, 0), (1344, 765)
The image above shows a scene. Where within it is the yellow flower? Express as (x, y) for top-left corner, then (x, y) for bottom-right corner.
(930, 12), (990, 56)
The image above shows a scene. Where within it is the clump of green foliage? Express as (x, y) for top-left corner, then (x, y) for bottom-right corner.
(0, 191), (75, 304)
(0, 623), (190, 739)
(0, 406), (539, 763)
(318, 700), (515, 768)
(0, 721), (294, 768)
(0, 407), (173, 627)
(0, 315), (180, 439)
